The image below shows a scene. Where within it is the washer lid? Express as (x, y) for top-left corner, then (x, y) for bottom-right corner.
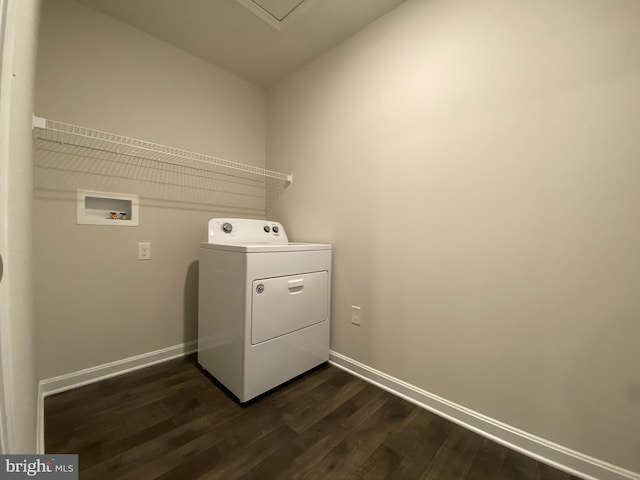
(200, 242), (331, 253)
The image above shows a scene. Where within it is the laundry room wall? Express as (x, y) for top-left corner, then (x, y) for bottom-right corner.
(267, 0), (640, 475)
(33, 0), (267, 380)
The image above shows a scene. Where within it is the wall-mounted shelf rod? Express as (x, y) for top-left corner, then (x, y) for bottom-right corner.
(32, 114), (293, 183)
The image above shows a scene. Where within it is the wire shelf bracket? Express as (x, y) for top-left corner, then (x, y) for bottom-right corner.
(31, 114), (293, 183)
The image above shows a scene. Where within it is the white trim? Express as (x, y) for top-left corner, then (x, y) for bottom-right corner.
(233, 0), (320, 31)
(329, 351), (640, 480)
(35, 382), (43, 454)
(0, 0), (17, 454)
(39, 341), (198, 397)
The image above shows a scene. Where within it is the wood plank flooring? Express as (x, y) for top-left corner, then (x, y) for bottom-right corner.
(45, 356), (583, 480)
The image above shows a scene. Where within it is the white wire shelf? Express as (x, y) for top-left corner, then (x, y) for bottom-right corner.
(31, 115), (293, 183)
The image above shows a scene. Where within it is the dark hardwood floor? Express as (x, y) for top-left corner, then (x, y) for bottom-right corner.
(45, 356), (583, 480)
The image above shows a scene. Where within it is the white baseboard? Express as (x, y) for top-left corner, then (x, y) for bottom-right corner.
(329, 350), (640, 480)
(37, 340), (198, 453)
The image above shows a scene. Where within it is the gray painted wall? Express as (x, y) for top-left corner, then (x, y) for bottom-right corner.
(34, 0), (267, 379)
(267, 0), (640, 473)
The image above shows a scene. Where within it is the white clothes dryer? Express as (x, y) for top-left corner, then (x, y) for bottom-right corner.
(198, 218), (331, 402)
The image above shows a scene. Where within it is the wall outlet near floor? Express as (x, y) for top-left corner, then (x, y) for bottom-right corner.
(351, 305), (361, 326)
(138, 242), (151, 260)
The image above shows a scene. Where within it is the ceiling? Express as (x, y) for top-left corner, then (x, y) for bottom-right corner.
(75, 0), (407, 87)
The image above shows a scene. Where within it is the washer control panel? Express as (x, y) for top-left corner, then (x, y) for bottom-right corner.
(207, 218), (288, 244)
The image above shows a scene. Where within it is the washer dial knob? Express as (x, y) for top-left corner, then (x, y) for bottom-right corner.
(222, 222), (233, 233)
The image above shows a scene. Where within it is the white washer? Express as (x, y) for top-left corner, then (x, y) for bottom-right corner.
(198, 218), (331, 402)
